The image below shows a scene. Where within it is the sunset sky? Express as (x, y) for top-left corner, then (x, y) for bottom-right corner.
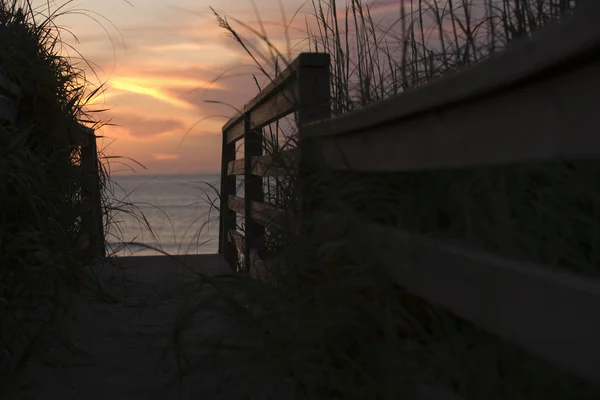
(30, 0), (402, 175)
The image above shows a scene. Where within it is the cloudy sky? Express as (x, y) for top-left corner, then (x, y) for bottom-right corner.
(29, 0), (401, 175)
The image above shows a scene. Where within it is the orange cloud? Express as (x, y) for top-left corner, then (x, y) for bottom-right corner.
(107, 72), (226, 110)
(110, 114), (186, 139)
(110, 78), (196, 110)
(153, 153), (181, 161)
(114, 75), (222, 90)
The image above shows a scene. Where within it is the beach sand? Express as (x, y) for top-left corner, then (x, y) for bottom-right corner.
(2, 255), (295, 400)
(2, 255), (462, 400)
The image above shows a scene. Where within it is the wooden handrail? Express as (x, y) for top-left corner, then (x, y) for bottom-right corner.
(353, 219), (600, 383)
(304, 1), (600, 172)
(228, 195), (288, 231)
(227, 149), (301, 177)
(218, 5), (600, 384)
(219, 52), (330, 274)
(223, 53), (330, 144)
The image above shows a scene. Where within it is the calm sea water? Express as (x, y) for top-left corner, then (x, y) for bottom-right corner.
(106, 174), (221, 257)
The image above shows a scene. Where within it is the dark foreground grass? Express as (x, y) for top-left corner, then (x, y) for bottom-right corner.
(0, 0), (124, 380)
(163, 1), (600, 399)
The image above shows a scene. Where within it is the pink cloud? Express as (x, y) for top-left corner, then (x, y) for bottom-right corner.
(109, 114), (186, 138)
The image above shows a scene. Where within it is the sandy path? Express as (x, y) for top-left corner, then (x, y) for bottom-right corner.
(2, 255), (294, 400)
(1, 255), (462, 400)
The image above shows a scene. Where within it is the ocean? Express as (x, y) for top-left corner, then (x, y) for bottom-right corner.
(106, 174), (221, 257)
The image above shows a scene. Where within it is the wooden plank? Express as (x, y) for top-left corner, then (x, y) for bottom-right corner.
(250, 83), (297, 130)
(357, 220), (600, 383)
(225, 119), (244, 145)
(228, 195), (245, 215)
(223, 53), (329, 144)
(252, 149), (301, 177)
(249, 201), (287, 231)
(227, 159), (245, 176)
(79, 127), (105, 259)
(311, 60), (600, 171)
(219, 131), (237, 270)
(297, 56), (331, 128)
(227, 195), (288, 231)
(305, 2), (600, 171)
(244, 119), (265, 273)
(296, 54), (330, 235)
(229, 149), (301, 177)
(89, 133), (105, 258)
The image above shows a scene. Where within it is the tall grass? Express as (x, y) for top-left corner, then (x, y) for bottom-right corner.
(0, 0), (117, 377)
(163, 0), (600, 398)
(306, 0), (581, 114)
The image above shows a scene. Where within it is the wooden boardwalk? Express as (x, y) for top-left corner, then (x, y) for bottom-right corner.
(1, 255), (296, 400)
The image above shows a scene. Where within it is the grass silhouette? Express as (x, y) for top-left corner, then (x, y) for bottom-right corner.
(165, 1), (600, 399)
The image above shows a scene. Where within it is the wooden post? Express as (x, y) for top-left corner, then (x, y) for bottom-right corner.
(244, 115), (265, 275)
(219, 129), (237, 271)
(296, 53), (331, 234)
(79, 125), (105, 260)
(89, 133), (105, 258)
(296, 53), (331, 127)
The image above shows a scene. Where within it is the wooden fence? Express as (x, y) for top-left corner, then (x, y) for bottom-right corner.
(219, 53), (330, 275)
(0, 76), (105, 260)
(219, 1), (600, 385)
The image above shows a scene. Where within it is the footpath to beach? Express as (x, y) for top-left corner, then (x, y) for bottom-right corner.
(2, 255), (300, 400)
(2, 255), (461, 400)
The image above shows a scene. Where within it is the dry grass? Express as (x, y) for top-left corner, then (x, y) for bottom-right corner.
(77, 1), (595, 398)
(0, 0), (136, 381)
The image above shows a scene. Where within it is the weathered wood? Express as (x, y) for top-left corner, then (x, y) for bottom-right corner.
(305, 2), (600, 171)
(250, 84), (297, 130)
(227, 159), (245, 176)
(357, 220), (600, 383)
(228, 195), (287, 231)
(90, 133), (105, 258)
(296, 54), (331, 238)
(221, 53), (329, 278)
(296, 59), (331, 128)
(244, 117), (265, 274)
(79, 125), (105, 259)
(228, 195), (245, 214)
(225, 119), (245, 145)
(229, 149), (301, 177)
(223, 53), (330, 144)
(219, 129), (237, 271)
(248, 201), (287, 231)
(252, 149), (301, 177)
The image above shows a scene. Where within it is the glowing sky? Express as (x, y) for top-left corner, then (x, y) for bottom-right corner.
(26, 0), (303, 174)
(30, 0), (401, 174)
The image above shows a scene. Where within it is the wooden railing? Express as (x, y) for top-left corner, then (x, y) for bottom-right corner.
(302, 1), (600, 384)
(0, 77), (105, 260)
(219, 1), (600, 385)
(219, 53), (330, 275)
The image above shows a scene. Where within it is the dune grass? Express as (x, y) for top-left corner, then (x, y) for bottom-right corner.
(0, 0), (141, 380)
(161, 0), (600, 399)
